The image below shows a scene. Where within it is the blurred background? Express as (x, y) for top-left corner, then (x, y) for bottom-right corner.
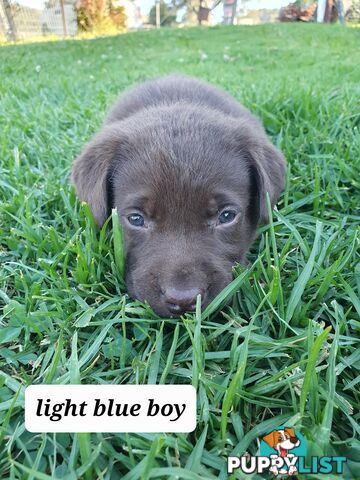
(0, 0), (359, 42)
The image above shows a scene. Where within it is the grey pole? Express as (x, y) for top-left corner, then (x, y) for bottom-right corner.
(156, 0), (160, 28)
(337, 0), (345, 24)
(59, 0), (67, 37)
(2, 0), (17, 41)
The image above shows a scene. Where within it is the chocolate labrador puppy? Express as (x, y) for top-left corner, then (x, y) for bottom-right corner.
(72, 75), (286, 317)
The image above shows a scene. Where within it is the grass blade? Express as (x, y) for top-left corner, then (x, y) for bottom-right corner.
(300, 326), (332, 416)
(286, 220), (323, 324)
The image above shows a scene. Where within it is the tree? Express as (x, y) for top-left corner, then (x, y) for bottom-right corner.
(76, 0), (126, 31)
(149, 0), (177, 26)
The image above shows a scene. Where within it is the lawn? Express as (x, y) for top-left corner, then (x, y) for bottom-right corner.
(0, 23), (359, 480)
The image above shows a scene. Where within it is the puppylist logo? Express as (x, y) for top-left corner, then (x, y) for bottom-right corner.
(228, 426), (347, 476)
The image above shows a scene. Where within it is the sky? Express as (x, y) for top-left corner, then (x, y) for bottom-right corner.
(18, 0), (290, 21)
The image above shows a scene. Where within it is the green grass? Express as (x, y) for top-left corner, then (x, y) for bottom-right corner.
(0, 23), (359, 479)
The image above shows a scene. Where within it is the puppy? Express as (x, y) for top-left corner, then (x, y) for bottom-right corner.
(71, 75), (286, 317)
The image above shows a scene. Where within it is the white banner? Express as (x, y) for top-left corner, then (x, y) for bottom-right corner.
(25, 385), (196, 433)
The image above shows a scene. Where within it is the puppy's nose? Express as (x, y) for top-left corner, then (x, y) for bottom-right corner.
(164, 287), (202, 315)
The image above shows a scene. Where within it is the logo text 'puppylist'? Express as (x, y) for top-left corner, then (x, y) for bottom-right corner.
(227, 427), (346, 476)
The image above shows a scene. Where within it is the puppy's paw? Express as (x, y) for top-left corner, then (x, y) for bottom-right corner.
(269, 466), (279, 476)
(288, 465), (298, 476)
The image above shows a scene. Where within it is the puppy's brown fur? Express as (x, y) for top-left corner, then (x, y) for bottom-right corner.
(72, 75), (286, 317)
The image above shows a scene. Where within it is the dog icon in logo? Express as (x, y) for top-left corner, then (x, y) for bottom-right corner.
(262, 427), (301, 476)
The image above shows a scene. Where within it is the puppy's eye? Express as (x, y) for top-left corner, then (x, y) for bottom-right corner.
(218, 210), (236, 224)
(127, 214), (145, 227)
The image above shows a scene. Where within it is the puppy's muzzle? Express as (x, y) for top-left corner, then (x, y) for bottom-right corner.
(163, 286), (204, 315)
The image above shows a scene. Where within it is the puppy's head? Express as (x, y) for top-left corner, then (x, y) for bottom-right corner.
(72, 106), (286, 317)
(263, 428), (300, 453)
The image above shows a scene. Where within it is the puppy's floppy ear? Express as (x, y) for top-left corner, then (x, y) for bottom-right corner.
(285, 427), (296, 438)
(71, 125), (121, 226)
(263, 430), (280, 449)
(249, 139), (286, 225)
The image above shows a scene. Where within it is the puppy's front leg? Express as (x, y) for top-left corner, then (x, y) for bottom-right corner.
(269, 454), (280, 476)
(287, 453), (298, 475)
